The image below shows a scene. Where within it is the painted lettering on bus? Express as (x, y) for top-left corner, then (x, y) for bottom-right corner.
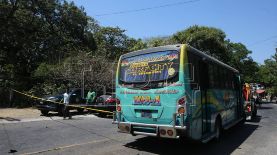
(133, 95), (161, 106)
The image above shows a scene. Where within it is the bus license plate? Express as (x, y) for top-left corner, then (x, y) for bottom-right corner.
(141, 111), (152, 118)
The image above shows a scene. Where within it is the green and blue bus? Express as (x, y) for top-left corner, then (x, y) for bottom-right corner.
(113, 44), (244, 142)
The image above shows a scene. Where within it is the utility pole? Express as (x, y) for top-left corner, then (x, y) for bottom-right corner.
(81, 65), (92, 98)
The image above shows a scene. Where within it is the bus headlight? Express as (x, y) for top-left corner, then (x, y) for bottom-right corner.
(116, 98), (120, 105)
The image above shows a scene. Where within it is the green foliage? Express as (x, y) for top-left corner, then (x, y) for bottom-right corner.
(127, 38), (147, 51)
(0, 0), (97, 106)
(0, 0), (274, 106)
(0, 0), (96, 69)
(226, 42), (259, 82)
(94, 26), (130, 59)
(53, 52), (116, 93)
(172, 25), (231, 63)
(143, 26), (260, 83)
(33, 63), (54, 78)
(143, 36), (175, 47)
(28, 81), (67, 97)
(258, 53), (277, 95)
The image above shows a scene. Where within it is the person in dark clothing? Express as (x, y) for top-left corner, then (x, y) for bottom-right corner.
(256, 96), (262, 108)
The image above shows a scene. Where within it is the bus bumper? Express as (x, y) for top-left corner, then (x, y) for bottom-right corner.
(112, 112), (187, 138)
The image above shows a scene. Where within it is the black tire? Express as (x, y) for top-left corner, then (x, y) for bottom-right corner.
(58, 106), (64, 116)
(214, 118), (222, 142)
(253, 106), (257, 117)
(77, 108), (84, 113)
(98, 113), (107, 118)
(41, 110), (49, 116)
(75, 97), (80, 104)
(240, 112), (246, 125)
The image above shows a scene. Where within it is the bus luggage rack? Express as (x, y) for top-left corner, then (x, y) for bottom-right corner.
(113, 112), (186, 138)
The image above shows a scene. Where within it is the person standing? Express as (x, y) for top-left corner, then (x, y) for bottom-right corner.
(254, 94), (261, 108)
(86, 89), (96, 104)
(63, 89), (71, 119)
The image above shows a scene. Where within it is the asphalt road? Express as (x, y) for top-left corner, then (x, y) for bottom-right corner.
(1, 103), (277, 155)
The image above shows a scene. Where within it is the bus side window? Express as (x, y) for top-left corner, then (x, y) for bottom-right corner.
(208, 64), (215, 88)
(222, 69), (228, 89)
(231, 72), (235, 89)
(187, 52), (200, 89)
(228, 72), (232, 89)
(234, 74), (240, 89)
(214, 65), (220, 88)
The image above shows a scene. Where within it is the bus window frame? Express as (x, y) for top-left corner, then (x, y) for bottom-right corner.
(118, 50), (181, 89)
(187, 50), (200, 90)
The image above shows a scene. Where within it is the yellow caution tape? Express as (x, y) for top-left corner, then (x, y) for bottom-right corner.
(11, 89), (114, 114)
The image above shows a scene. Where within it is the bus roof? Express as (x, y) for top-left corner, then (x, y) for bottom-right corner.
(120, 44), (239, 73)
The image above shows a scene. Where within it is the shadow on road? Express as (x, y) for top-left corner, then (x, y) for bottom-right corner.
(248, 115), (262, 123)
(124, 123), (259, 155)
(43, 110), (91, 117)
(0, 117), (21, 121)
(42, 110), (113, 119)
(257, 106), (273, 110)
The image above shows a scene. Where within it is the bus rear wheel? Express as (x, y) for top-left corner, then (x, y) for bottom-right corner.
(77, 108), (84, 113)
(41, 110), (49, 116)
(253, 106), (257, 117)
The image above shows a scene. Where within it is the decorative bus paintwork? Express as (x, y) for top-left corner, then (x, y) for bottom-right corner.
(113, 44), (244, 142)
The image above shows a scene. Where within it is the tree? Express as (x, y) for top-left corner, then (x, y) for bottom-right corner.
(226, 42), (259, 82)
(172, 25), (231, 63)
(0, 0), (97, 106)
(93, 26), (129, 60)
(258, 52), (277, 95)
(0, 0), (97, 73)
(126, 38), (147, 52)
(52, 53), (116, 94)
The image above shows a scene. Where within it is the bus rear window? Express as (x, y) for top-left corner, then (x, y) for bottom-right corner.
(119, 50), (179, 84)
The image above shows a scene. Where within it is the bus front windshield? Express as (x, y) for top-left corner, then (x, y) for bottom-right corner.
(119, 50), (179, 88)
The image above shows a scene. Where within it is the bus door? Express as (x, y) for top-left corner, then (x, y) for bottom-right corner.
(199, 61), (210, 134)
(234, 74), (243, 119)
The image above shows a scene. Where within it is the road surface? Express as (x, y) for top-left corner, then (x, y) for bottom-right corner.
(1, 103), (277, 155)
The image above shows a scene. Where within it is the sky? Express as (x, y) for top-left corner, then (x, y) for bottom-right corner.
(72, 0), (277, 64)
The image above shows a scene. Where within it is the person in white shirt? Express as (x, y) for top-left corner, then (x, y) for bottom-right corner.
(63, 89), (71, 119)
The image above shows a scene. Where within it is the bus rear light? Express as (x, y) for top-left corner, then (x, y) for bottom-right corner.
(178, 107), (185, 114)
(116, 98), (120, 105)
(117, 105), (121, 112)
(167, 130), (174, 136)
(178, 96), (186, 105)
(247, 105), (251, 112)
(160, 129), (166, 135)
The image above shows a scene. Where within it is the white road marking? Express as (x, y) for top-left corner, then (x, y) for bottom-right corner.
(21, 139), (110, 155)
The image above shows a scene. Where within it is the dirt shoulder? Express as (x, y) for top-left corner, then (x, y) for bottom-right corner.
(0, 108), (40, 120)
